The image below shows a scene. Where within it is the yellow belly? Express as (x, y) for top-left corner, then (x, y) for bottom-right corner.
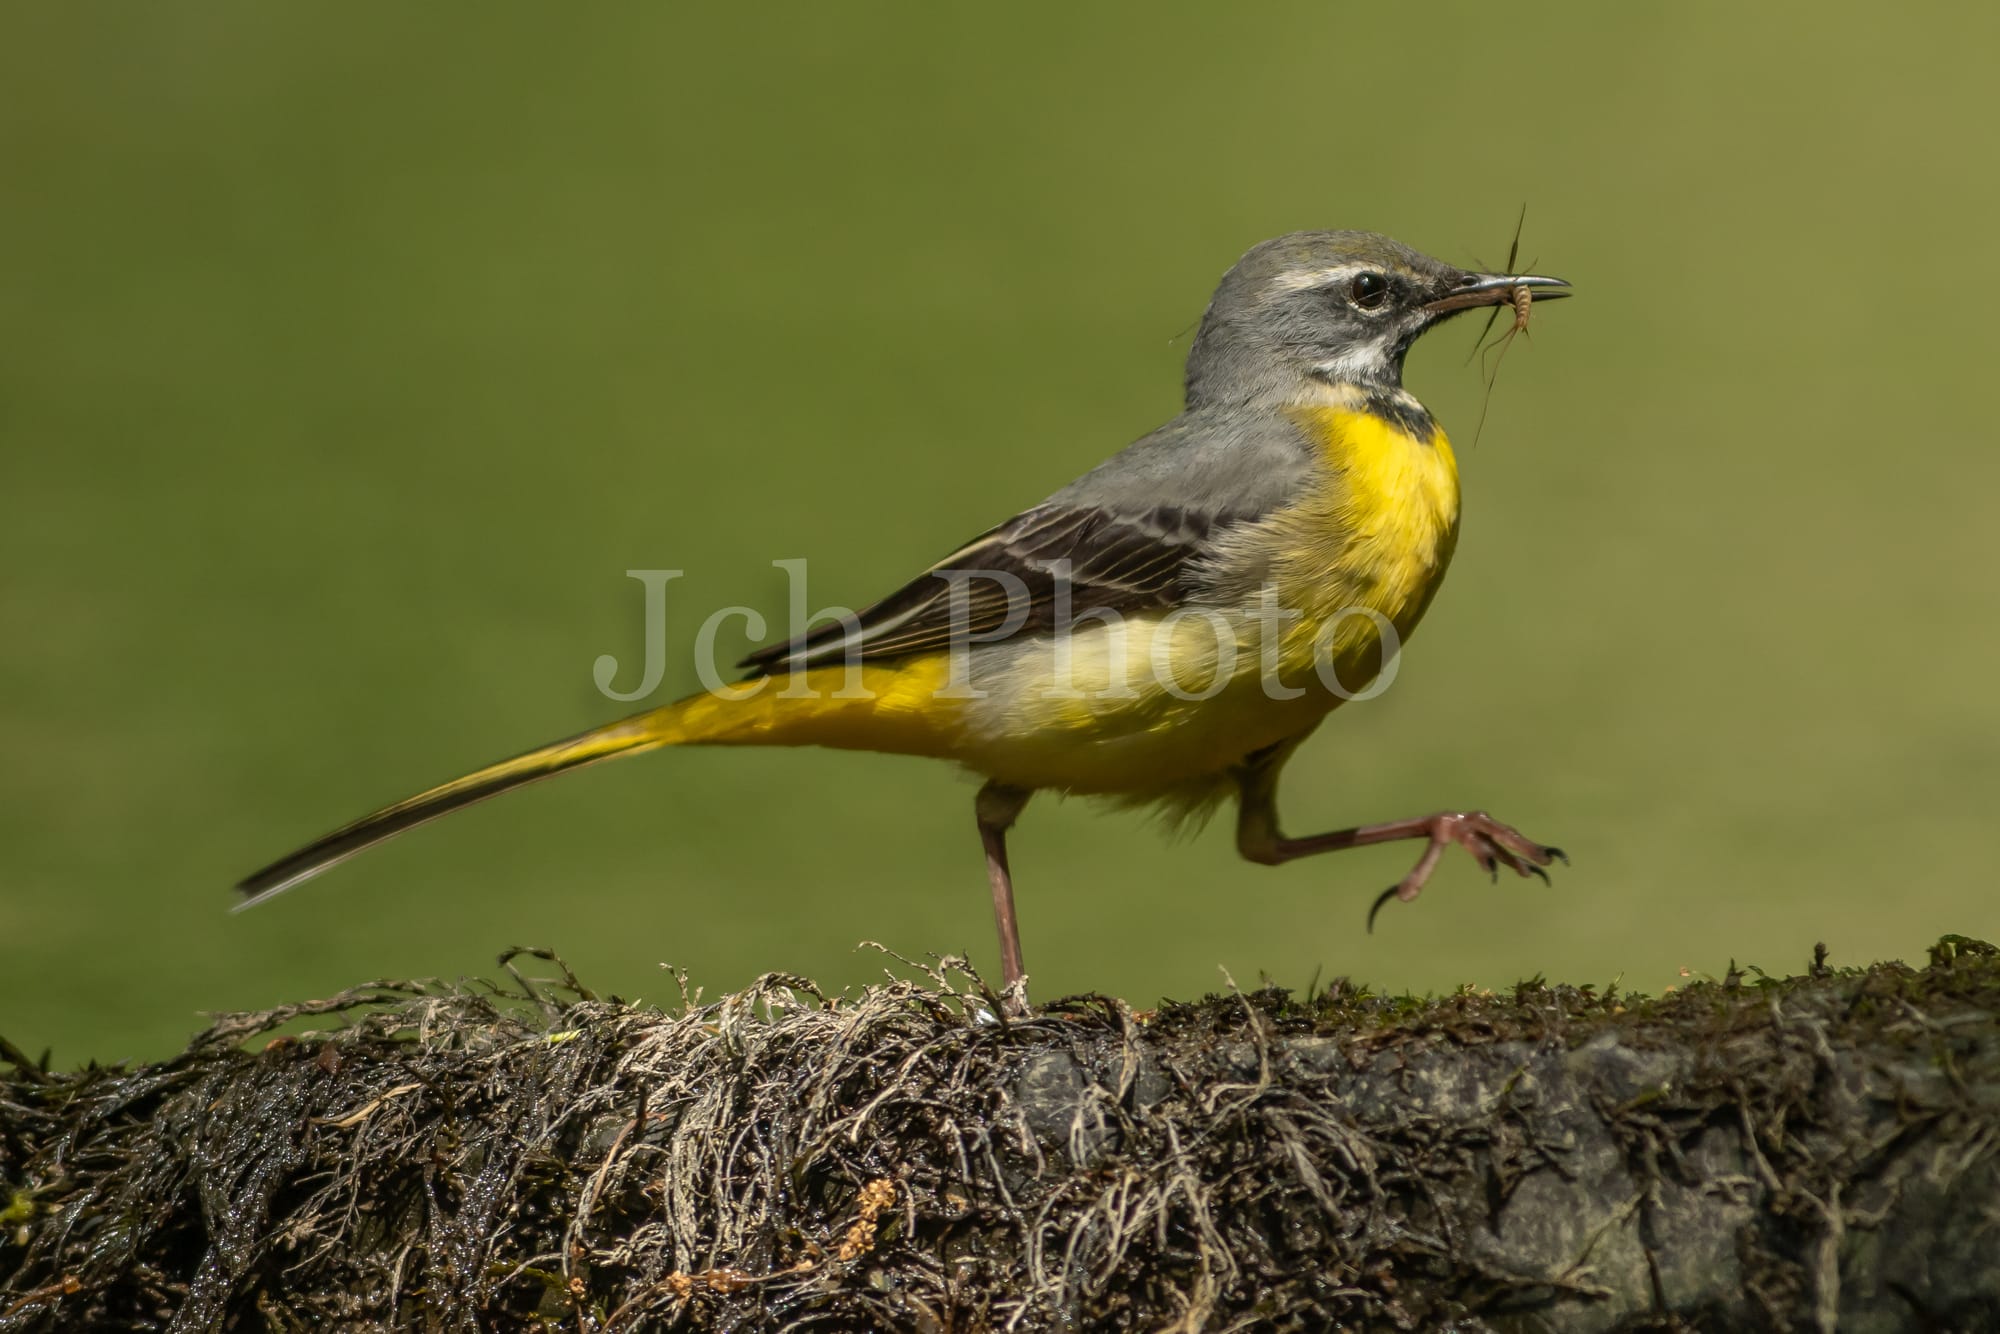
(684, 396), (1461, 806)
(973, 399), (1458, 791)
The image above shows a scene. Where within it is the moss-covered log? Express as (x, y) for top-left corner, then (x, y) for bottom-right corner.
(4, 940), (1999, 1332)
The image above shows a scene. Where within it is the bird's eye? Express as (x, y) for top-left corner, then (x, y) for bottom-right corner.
(1349, 272), (1390, 311)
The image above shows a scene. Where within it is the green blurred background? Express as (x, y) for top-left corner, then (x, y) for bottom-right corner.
(5, 5), (1997, 1062)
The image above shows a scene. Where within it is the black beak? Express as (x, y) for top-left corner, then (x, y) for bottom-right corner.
(1424, 271), (1571, 317)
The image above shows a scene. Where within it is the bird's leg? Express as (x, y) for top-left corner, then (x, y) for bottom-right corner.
(976, 782), (1033, 1012)
(1233, 749), (1563, 929)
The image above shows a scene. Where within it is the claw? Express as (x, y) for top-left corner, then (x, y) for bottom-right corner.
(1413, 811), (1564, 902)
(1302, 809), (1562, 929)
(1366, 884), (1400, 934)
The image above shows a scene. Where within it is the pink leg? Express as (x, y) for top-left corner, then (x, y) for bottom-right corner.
(976, 783), (1032, 1009)
(1235, 745), (1563, 929)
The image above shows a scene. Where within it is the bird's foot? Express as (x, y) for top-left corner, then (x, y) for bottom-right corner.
(997, 975), (1032, 1020)
(1367, 811), (1566, 930)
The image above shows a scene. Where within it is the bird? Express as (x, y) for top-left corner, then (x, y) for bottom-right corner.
(237, 230), (1571, 1006)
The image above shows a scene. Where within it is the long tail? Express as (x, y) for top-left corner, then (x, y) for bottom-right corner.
(236, 707), (685, 909)
(236, 658), (961, 909)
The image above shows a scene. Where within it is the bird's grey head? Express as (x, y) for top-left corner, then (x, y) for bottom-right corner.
(1183, 230), (1569, 407)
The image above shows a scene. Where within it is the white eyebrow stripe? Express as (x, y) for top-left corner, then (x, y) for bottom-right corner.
(1271, 263), (1368, 293)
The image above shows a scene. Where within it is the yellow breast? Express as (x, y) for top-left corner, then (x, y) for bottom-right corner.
(933, 394), (1466, 796)
(1265, 396), (1462, 691)
(710, 393), (1465, 805)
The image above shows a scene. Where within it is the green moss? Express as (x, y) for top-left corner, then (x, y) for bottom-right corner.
(4, 940), (1998, 1330)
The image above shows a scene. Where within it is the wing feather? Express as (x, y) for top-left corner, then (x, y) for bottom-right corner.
(736, 502), (1242, 678)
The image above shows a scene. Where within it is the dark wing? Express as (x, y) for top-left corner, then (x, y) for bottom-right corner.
(738, 503), (1241, 677)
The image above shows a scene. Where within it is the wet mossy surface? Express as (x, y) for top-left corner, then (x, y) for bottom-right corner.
(3, 941), (1998, 1331)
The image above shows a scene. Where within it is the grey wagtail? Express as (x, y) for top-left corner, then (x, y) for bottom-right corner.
(239, 230), (1571, 1003)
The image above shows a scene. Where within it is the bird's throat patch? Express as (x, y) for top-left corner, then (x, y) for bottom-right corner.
(1356, 388), (1438, 445)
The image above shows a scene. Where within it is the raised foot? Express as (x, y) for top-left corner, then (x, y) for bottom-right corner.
(1367, 811), (1567, 931)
